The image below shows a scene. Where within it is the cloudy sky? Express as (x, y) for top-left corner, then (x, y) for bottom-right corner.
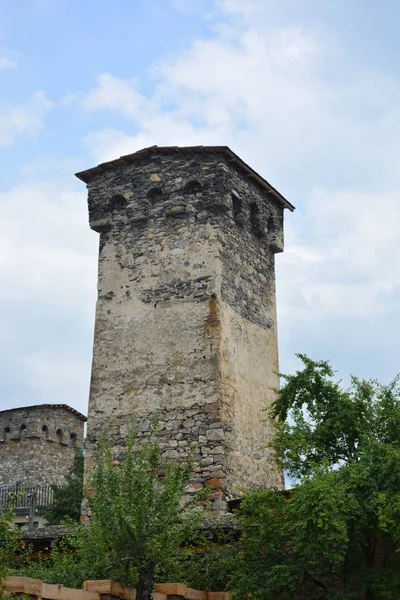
(1, 0), (400, 416)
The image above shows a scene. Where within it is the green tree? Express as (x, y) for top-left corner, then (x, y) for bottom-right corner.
(233, 355), (400, 600)
(14, 433), (208, 596)
(162, 527), (238, 591)
(78, 433), (201, 600)
(39, 448), (84, 525)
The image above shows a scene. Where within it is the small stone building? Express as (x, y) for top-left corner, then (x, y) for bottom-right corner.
(0, 404), (86, 487)
(76, 145), (294, 513)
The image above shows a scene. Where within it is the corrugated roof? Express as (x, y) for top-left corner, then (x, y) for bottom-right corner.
(0, 404), (87, 422)
(75, 145), (295, 212)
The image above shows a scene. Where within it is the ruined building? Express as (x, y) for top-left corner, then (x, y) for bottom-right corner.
(0, 404), (86, 488)
(0, 404), (86, 527)
(76, 145), (294, 513)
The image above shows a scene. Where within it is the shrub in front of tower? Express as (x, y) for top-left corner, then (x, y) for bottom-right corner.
(22, 431), (203, 598)
(79, 433), (197, 597)
(0, 496), (25, 586)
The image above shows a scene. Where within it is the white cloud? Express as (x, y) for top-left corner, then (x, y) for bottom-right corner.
(0, 44), (18, 69)
(0, 91), (53, 146)
(0, 177), (97, 413)
(82, 74), (148, 121)
(22, 352), (90, 410)
(215, 0), (262, 19)
(278, 188), (400, 325)
(0, 55), (16, 69)
(79, 0), (400, 382)
(169, 0), (210, 15)
(81, 24), (318, 164)
(0, 179), (97, 313)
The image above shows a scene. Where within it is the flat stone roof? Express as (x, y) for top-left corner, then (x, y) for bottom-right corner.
(75, 145), (295, 212)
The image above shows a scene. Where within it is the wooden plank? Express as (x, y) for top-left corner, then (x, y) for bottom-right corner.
(4, 578), (223, 600)
(84, 582), (115, 594)
(155, 584), (187, 597)
(84, 580), (136, 600)
(2, 576), (28, 593)
(118, 584), (136, 600)
(42, 582), (99, 600)
(3, 576), (43, 596)
(185, 589), (206, 600)
(110, 582), (127, 599)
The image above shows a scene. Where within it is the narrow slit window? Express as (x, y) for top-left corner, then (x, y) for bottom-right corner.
(268, 216), (275, 233)
(232, 192), (245, 226)
(250, 202), (261, 235)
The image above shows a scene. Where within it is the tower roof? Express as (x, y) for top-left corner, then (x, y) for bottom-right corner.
(0, 404), (87, 422)
(75, 145), (295, 212)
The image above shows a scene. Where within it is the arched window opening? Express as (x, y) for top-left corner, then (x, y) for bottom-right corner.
(70, 432), (77, 447)
(56, 428), (63, 442)
(183, 180), (202, 195)
(19, 424), (26, 435)
(147, 187), (163, 204)
(109, 194), (127, 211)
(232, 192), (245, 226)
(250, 202), (261, 236)
(42, 424), (49, 437)
(4, 426), (10, 439)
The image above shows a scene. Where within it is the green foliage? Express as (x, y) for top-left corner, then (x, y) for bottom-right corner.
(16, 431), (204, 597)
(39, 448), (84, 525)
(171, 543), (237, 592)
(77, 432), (200, 588)
(10, 537), (85, 589)
(270, 354), (400, 478)
(15, 527), (238, 594)
(18, 354), (400, 598)
(0, 500), (25, 583)
(161, 529), (238, 592)
(232, 355), (400, 600)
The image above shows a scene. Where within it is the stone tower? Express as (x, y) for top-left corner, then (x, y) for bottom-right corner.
(76, 146), (294, 513)
(0, 404), (86, 487)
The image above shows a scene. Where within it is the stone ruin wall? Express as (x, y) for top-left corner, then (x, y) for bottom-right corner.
(82, 149), (286, 513)
(0, 405), (86, 487)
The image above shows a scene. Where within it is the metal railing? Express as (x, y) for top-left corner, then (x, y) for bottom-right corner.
(0, 484), (58, 508)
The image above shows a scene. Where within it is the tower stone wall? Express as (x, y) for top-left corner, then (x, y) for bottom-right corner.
(76, 145), (294, 513)
(0, 404), (86, 487)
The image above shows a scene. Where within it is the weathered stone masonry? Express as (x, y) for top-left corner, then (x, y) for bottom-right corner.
(76, 145), (294, 513)
(0, 404), (86, 487)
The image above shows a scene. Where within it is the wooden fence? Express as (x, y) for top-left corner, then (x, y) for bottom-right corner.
(1, 578), (230, 600)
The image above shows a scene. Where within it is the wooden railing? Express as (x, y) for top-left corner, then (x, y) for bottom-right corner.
(0, 484), (57, 508)
(1, 578), (230, 600)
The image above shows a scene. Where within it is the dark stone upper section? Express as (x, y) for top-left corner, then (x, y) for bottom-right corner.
(77, 147), (292, 331)
(76, 145), (294, 210)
